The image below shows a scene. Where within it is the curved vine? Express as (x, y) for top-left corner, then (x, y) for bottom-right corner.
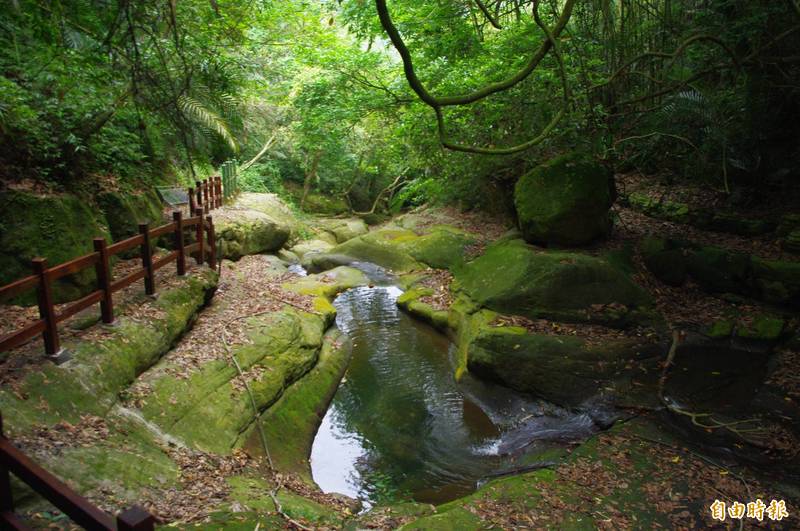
(375, 0), (576, 155)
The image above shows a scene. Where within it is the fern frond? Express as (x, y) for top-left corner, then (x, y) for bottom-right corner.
(178, 95), (239, 152)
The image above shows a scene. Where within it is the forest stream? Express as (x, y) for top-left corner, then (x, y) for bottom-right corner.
(310, 262), (604, 509)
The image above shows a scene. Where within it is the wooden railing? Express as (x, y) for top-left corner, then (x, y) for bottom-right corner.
(189, 175), (229, 214)
(0, 412), (155, 530)
(0, 208), (217, 357)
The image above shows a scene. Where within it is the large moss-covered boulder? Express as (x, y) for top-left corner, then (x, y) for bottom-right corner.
(319, 218), (369, 243)
(136, 308), (326, 454)
(291, 239), (335, 259)
(215, 209), (290, 260)
(0, 190), (111, 304)
(242, 329), (352, 479)
(235, 192), (300, 242)
(639, 237), (689, 286)
(686, 245), (752, 294)
(308, 229), (423, 273)
(514, 152), (615, 246)
(96, 190), (165, 241)
(467, 326), (658, 407)
(751, 258), (800, 307)
(454, 240), (655, 327)
(399, 226), (477, 270)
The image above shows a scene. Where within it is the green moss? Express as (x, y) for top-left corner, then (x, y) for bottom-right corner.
(706, 320), (734, 339)
(687, 245), (752, 294)
(235, 192), (300, 235)
(454, 240), (655, 327)
(0, 190), (111, 304)
(514, 152), (614, 246)
(751, 258), (800, 307)
(96, 190), (164, 242)
(466, 325), (658, 406)
(0, 269), (218, 432)
(627, 192), (691, 223)
(399, 227), (476, 270)
(137, 309), (326, 453)
(217, 210), (290, 260)
(240, 330), (351, 479)
(400, 507), (483, 530)
(317, 229), (424, 273)
(736, 315), (785, 341)
(286, 266), (370, 298)
(319, 218), (369, 243)
(291, 239), (335, 259)
(640, 237), (688, 286)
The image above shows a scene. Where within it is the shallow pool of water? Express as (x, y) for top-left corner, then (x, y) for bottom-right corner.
(310, 263), (601, 508)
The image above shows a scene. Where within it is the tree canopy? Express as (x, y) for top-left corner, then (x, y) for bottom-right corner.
(1, 0), (798, 210)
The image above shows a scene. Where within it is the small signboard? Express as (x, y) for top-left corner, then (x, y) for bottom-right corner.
(156, 186), (189, 207)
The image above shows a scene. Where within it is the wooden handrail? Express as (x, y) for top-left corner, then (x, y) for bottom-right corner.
(0, 412), (155, 530)
(0, 276), (38, 303)
(107, 235), (144, 257)
(48, 254), (100, 282)
(0, 204), (219, 356)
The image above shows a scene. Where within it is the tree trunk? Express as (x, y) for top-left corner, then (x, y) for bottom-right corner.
(300, 150), (322, 210)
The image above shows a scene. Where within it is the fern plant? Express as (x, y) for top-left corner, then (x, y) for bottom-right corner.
(178, 95), (239, 153)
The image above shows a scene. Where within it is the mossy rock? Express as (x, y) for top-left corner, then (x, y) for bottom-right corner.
(311, 229), (423, 273)
(640, 237), (688, 286)
(736, 315), (785, 341)
(627, 192), (692, 224)
(396, 289), (450, 331)
(0, 269), (218, 432)
(96, 190), (165, 241)
(400, 507), (483, 530)
(241, 329), (352, 479)
(0, 190), (111, 304)
(514, 152), (615, 246)
(398, 227), (477, 270)
(777, 213), (800, 237)
(686, 245), (752, 294)
(705, 319), (734, 339)
(216, 209), (290, 260)
(466, 326), (658, 407)
(286, 266), (370, 299)
(706, 211), (775, 236)
(136, 309), (326, 454)
(453, 240), (655, 327)
(319, 218), (369, 243)
(751, 258), (800, 307)
(227, 476), (343, 526)
(783, 230), (800, 254)
(291, 239), (334, 259)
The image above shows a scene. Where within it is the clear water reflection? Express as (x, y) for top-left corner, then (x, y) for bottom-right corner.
(310, 265), (600, 508)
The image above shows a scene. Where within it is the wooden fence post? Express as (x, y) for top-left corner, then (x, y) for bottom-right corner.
(195, 208), (205, 265)
(202, 179), (210, 214)
(206, 216), (216, 270)
(188, 187), (196, 215)
(93, 238), (114, 324)
(195, 181), (203, 214)
(116, 505), (155, 531)
(139, 224), (155, 296)
(173, 211), (186, 276)
(32, 258), (59, 356)
(222, 164), (229, 202)
(0, 413), (13, 514)
(215, 176), (222, 208)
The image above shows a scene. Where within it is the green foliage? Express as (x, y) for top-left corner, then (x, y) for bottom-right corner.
(1, 0), (796, 207)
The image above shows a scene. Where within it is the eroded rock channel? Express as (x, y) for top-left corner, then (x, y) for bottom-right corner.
(310, 263), (602, 509)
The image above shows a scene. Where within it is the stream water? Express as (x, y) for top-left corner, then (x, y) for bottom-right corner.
(309, 263), (603, 508)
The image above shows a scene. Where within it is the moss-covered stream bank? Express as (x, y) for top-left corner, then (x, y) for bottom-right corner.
(309, 264), (603, 510)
